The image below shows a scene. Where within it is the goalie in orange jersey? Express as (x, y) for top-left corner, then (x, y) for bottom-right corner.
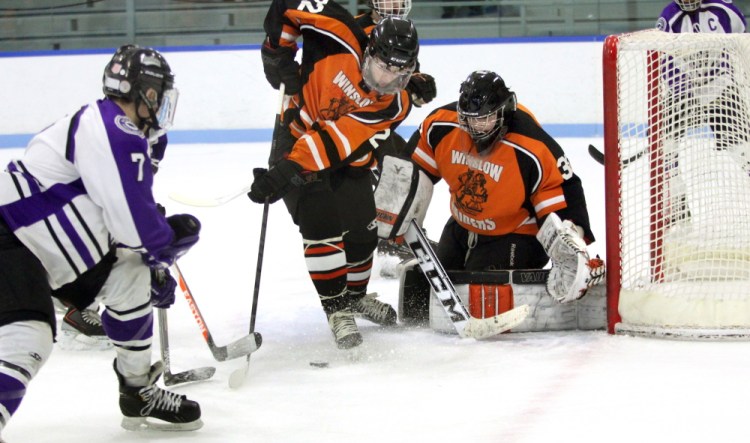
(376, 70), (605, 307)
(248, 0), (420, 350)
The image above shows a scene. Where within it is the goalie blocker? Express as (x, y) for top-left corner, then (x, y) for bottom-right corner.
(399, 263), (607, 334)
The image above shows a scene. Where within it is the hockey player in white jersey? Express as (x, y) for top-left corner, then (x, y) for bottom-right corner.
(0, 45), (203, 436)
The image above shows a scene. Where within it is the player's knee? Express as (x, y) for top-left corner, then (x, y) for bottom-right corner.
(0, 320), (54, 391)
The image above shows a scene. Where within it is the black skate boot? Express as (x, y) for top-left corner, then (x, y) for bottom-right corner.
(327, 308), (363, 350)
(114, 359), (202, 431)
(61, 304), (111, 350)
(351, 292), (397, 326)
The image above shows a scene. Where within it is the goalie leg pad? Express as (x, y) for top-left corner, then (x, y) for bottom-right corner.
(374, 155), (433, 239)
(468, 284), (513, 319)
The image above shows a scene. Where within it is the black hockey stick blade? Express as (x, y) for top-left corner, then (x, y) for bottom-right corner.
(588, 144), (645, 167)
(164, 366), (216, 386)
(588, 144), (605, 165)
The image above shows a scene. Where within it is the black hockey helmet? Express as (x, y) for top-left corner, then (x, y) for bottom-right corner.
(362, 17), (419, 94)
(367, 0), (412, 20)
(675, 0), (701, 11)
(102, 44), (178, 133)
(457, 70), (517, 153)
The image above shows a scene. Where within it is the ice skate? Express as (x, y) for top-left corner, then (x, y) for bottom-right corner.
(114, 359), (203, 431)
(327, 308), (362, 350)
(351, 292), (397, 326)
(60, 305), (112, 350)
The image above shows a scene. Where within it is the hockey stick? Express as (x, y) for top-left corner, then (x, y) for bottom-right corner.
(173, 263), (262, 361)
(403, 219), (530, 339)
(228, 84), (285, 388)
(157, 308), (216, 386)
(228, 197), (269, 389)
(169, 185), (252, 208)
(587, 144), (605, 165)
(588, 144), (645, 167)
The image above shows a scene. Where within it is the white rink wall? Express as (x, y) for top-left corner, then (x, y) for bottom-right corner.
(0, 37), (605, 141)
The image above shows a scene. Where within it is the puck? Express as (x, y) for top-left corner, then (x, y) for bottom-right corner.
(309, 360), (329, 368)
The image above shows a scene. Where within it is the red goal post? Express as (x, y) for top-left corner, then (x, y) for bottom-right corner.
(603, 29), (750, 339)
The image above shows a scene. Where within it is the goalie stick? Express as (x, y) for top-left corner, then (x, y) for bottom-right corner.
(157, 308), (216, 386)
(173, 263), (262, 361)
(403, 219), (530, 339)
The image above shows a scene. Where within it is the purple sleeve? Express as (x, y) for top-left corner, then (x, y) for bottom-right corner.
(94, 100), (174, 256)
(656, 3), (682, 32)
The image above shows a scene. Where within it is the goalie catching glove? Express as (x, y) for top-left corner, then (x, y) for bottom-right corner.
(536, 213), (605, 303)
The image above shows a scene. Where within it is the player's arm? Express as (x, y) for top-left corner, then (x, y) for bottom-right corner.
(407, 106), (458, 182)
(78, 128), (197, 268)
(287, 91), (412, 171)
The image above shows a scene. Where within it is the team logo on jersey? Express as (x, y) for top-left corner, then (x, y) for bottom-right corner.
(332, 71), (374, 108)
(114, 115), (144, 138)
(321, 97), (356, 120)
(656, 17), (667, 31)
(455, 169), (488, 215)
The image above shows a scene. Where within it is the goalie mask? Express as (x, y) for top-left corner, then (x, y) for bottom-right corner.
(362, 17), (419, 95)
(675, 0), (701, 11)
(457, 70), (517, 154)
(368, 0), (412, 20)
(102, 45), (178, 137)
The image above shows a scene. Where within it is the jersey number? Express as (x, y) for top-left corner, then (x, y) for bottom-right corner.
(131, 153), (146, 182)
(368, 129), (391, 149)
(557, 156), (573, 180)
(298, 0), (328, 13)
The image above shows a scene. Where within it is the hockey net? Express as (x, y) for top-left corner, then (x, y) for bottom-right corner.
(603, 29), (750, 339)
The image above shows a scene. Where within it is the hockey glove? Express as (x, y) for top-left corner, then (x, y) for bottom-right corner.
(150, 267), (177, 309)
(406, 73), (437, 107)
(248, 159), (304, 204)
(537, 212), (601, 303)
(144, 214), (201, 269)
(261, 41), (301, 95)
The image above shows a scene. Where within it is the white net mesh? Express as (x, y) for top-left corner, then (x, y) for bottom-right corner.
(611, 30), (750, 331)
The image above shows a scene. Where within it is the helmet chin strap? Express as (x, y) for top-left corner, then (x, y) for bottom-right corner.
(136, 90), (162, 133)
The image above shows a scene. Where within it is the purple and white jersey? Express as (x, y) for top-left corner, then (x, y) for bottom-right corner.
(0, 99), (174, 289)
(656, 0), (746, 33)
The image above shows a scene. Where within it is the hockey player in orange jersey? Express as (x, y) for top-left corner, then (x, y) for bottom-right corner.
(379, 70), (604, 307)
(248, 0), (420, 349)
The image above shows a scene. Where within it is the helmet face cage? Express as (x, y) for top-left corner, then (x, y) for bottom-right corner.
(457, 71), (517, 153)
(362, 17), (419, 95)
(675, 0), (701, 11)
(102, 45), (178, 133)
(369, 0), (412, 20)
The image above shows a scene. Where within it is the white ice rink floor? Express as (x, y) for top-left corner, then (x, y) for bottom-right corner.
(5, 139), (750, 443)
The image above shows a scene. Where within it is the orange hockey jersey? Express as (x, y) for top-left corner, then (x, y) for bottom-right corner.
(407, 103), (594, 241)
(263, 0), (412, 172)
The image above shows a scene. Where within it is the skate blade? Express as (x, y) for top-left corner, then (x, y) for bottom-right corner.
(121, 416), (203, 432)
(58, 330), (112, 351)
